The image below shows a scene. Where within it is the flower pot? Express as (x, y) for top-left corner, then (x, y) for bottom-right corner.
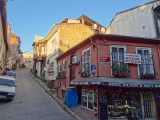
(113, 71), (119, 76)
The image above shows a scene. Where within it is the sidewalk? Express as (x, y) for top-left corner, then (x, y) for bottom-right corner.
(29, 72), (98, 120)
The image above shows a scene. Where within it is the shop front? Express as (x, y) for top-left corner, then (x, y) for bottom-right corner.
(70, 77), (160, 120)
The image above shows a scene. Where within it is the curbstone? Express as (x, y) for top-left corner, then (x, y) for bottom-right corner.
(29, 72), (81, 120)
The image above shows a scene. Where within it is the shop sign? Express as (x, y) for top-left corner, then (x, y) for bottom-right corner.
(124, 53), (141, 64)
(70, 81), (90, 85)
(100, 57), (110, 64)
(108, 82), (160, 88)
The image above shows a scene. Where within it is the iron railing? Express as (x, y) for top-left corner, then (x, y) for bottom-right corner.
(138, 54), (157, 79)
(111, 51), (130, 78)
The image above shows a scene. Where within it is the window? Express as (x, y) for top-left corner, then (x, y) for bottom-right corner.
(82, 89), (94, 110)
(62, 59), (67, 70)
(82, 48), (91, 74)
(110, 45), (128, 77)
(50, 41), (53, 51)
(57, 62), (62, 72)
(108, 90), (142, 119)
(110, 45), (126, 64)
(136, 47), (154, 77)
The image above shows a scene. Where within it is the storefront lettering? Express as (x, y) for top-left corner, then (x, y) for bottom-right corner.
(91, 81), (101, 85)
(108, 82), (121, 86)
(155, 85), (160, 88)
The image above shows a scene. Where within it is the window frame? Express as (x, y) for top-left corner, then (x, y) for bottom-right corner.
(136, 47), (153, 77)
(110, 45), (126, 76)
(82, 47), (91, 74)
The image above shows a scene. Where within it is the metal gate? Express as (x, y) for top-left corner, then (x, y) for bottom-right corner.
(142, 92), (155, 119)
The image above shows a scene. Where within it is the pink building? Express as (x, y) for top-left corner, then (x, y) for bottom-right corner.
(55, 33), (160, 120)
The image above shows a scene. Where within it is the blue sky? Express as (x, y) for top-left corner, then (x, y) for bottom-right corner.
(7, 0), (151, 52)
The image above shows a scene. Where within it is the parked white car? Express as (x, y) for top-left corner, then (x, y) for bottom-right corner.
(0, 76), (16, 100)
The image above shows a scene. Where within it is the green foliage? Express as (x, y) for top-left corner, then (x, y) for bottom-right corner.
(36, 75), (52, 89)
(46, 80), (52, 89)
(61, 70), (66, 77)
(120, 63), (128, 72)
(112, 63), (120, 71)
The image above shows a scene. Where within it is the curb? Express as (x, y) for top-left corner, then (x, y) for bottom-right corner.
(29, 72), (81, 120)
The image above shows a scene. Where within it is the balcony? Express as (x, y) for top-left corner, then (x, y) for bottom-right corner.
(38, 55), (46, 61)
(139, 64), (157, 79)
(33, 54), (38, 60)
(111, 62), (130, 78)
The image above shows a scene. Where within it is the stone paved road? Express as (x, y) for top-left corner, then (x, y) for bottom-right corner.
(0, 68), (75, 120)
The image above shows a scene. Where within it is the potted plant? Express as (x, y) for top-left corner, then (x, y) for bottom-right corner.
(120, 63), (128, 77)
(112, 63), (120, 76)
(61, 70), (66, 79)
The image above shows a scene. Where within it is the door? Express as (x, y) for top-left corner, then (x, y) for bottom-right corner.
(77, 85), (82, 104)
(70, 53), (76, 81)
(98, 86), (108, 120)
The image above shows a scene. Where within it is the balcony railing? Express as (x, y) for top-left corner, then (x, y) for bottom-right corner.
(111, 51), (130, 78)
(111, 62), (130, 78)
(38, 55), (46, 61)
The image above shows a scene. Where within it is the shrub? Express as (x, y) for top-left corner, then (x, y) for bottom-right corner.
(46, 80), (52, 89)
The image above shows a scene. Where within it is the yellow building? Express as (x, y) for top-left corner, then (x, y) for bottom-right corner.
(22, 51), (33, 68)
(32, 14), (106, 81)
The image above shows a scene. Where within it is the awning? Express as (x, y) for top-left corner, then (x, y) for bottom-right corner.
(70, 77), (160, 89)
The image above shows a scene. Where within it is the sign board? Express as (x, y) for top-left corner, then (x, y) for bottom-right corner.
(124, 53), (141, 64)
(100, 57), (110, 64)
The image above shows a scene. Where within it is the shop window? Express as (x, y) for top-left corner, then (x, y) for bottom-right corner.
(108, 90), (142, 119)
(82, 89), (94, 110)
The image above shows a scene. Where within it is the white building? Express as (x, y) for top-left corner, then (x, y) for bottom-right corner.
(106, 0), (160, 39)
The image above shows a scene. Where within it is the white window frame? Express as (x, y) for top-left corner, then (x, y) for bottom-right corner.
(82, 89), (94, 110)
(110, 45), (126, 76)
(62, 59), (67, 70)
(82, 47), (91, 74)
(136, 47), (153, 77)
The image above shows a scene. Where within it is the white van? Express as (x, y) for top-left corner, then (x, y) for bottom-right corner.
(0, 76), (16, 100)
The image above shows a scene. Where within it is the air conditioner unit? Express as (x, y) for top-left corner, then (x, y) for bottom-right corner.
(72, 56), (80, 64)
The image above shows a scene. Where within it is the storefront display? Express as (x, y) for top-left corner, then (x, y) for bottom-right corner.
(107, 89), (142, 119)
(82, 89), (95, 110)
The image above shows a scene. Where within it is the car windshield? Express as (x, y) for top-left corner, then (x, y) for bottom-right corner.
(6, 72), (15, 76)
(0, 78), (15, 87)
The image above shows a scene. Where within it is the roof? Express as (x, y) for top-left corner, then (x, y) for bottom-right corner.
(107, 0), (160, 30)
(0, 76), (15, 81)
(77, 14), (106, 28)
(56, 33), (160, 60)
(70, 77), (160, 89)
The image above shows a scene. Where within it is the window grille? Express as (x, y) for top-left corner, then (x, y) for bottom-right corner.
(142, 92), (154, 118)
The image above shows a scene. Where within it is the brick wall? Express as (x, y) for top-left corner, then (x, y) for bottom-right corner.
(59, 23), (94, 54)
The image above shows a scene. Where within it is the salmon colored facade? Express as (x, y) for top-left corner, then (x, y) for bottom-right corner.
(55, 34), (160, 120)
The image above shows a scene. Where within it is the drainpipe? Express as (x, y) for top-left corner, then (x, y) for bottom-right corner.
(90, 37), (99, 77)
(157, 44), (160, 75)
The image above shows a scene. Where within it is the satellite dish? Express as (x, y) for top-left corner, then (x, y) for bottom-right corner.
(101, 27), (105, 33)
(93, 24), (97, 30)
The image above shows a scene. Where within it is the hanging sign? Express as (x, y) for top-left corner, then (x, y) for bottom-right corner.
(124, 53), (141, 64)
